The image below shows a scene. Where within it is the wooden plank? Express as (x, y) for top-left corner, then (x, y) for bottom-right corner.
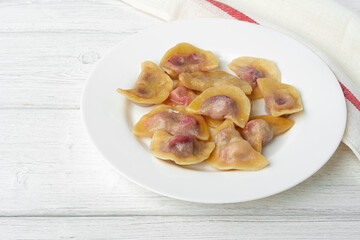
(0, 0), (162, 109)
(0, 0), (161, 33)
(0, 109), (359, 216)
(0, 216), (359, 240)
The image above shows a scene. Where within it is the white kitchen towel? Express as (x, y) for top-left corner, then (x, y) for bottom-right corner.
(122, 0), (360, 159)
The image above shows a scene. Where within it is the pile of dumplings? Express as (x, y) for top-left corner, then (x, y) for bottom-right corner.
(117, 43), (303, 171)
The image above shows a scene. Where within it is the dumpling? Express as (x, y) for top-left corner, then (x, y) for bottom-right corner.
(241, 119), (273, 152)
(207, 120), (268, 171)
(133, 105), (209, 140)
(117, 61), (173, 104)
(187, 85), (251, 128)
(250, 115), (295, 136)
(203, 116), (224, 129)
(228, 57), (280, 100)
(179, 71), (252, 95)
(150, 130), (215, 165)
(257, 78), (303, 117)
(163, 86), (197, 106)
(241, 115), (294, 152)
(160, 43), (218, 78)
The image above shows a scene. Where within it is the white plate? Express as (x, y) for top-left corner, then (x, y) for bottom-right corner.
(81, 18), (346, 203)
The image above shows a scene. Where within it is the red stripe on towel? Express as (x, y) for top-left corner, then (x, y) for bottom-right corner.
(205, 0), (258, 24)
(339, 82), (360, 111)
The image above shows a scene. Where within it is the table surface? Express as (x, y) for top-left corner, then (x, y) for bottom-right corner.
(0, 0), (359, 239)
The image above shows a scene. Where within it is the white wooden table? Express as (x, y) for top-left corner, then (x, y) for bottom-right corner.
(1, 1), (359, 239)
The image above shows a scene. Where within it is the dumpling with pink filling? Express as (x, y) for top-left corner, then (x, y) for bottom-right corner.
(241, 119), (273, 152)
(133, 105), (209, 140)
(228, 57), (280, 100)
(207, 120), (268, 171)
(241, 115), (294, 152)
(117, 61), (173, 104)
(150, 131), (215, 165)
(187, 85), (250, 128)
(163, 86), (197, 106)
(179, 71), (252, 95)
(160, 43), (218, 78)
(257, 78), (303, 117)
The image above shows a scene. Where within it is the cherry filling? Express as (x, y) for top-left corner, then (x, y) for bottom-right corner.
(199, 95), (238, 119)
(132, 73), (157, 98)
(187, 53), (200, 63)
(168, 55), (185, 66)
(133, 86), (155, 98)
(167, 53), (201, 66)
(164, 53), (204, 75)
(214, 126), (253, 163)
(164, 86), (196, 106)
(242, 119), (273, 147)
(162, 135), (196, 158)
(139, 72), (155, 83)
(146, 110), (199, 136)
(265, 92), (296, 112)
(235, 66), (264, 88)
(274, 95), (293, 105)
(215, 127), (238, 146)
(172, 114), (198, 135)
(136, 87), (148, 97)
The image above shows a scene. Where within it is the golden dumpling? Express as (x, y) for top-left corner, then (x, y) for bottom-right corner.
(257, 78), (303, 117)
(179, 71), (252, 95)
(250, 115), (295, 136)
(207, 120), (268, 171)
(241, 115), (294, 152)
(228, 57), (281, 100)
(150, 130), (215, 165)
(133, 105), (209, 140)
(160, 43), (218, 78)
(117, 61), (173, 104)
(240, 119), (273, 152)
(187, 85), (251, 128)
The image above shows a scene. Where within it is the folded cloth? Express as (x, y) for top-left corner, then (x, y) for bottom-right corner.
(122, 0), (360, 159)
